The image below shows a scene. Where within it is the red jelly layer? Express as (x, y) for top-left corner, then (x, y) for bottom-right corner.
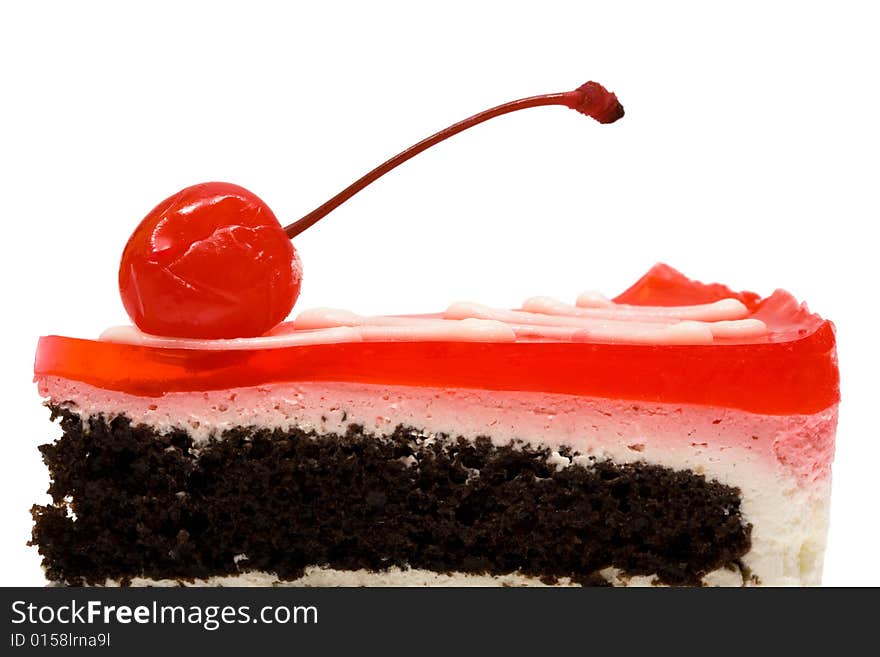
(34, 265), (839, 415)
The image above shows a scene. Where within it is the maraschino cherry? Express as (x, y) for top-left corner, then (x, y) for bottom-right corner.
(119, 81), (623, 339)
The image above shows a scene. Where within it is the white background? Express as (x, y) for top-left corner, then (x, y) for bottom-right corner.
(1, 1), (877, 586)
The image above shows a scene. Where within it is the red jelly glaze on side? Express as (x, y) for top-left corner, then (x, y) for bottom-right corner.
(119, 182), (301, 339)
(35, 266), (839, 415)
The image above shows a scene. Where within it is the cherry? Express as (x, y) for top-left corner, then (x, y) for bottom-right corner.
(119, 81), (622, 339)
(119, 182), (300, 339)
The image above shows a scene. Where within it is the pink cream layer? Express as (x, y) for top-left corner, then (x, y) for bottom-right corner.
(39, 376), (837, 486)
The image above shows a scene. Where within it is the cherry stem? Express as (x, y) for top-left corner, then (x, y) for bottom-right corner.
(284, 82), (623, 239)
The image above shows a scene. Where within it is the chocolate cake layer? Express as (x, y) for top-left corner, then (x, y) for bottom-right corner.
(32, 408), (751, 586)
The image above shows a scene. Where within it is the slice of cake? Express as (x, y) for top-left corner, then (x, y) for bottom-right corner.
(31, 264), (839, 586)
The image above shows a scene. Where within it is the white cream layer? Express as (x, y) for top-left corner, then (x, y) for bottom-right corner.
(94, 565), (744, 587)
(40, 376), (836, 586)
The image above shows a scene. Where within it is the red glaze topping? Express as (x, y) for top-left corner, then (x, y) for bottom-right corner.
(36, 265), (839, 415)
(119, 183), (301, 339)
